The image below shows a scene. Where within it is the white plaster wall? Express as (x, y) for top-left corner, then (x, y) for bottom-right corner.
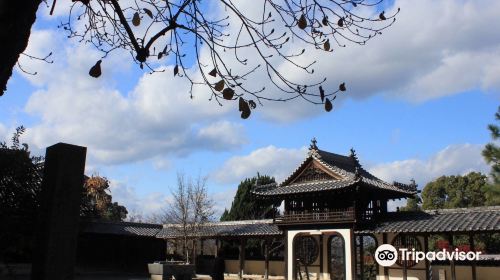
(287, 228), (353, 280)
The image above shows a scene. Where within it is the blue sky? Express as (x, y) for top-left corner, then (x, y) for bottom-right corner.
(1, 0), (499, 218)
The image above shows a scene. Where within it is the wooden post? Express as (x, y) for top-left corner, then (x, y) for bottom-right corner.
(264, 239), (270, 280)
(319, 235), (324, 280)
(31, 143), (87, 280)
(200, 239), (204, 256)
(239, 239), (246, 280)
(192, 239), (197, 266)
(424, 235), (430, 280)
(284, 231), (288, 280)
(469, 234), (477, 280)
(165, 239), (169, 260)
(402, 235), (407, 280)
(449, 234), (456, 280)
(215, 239), (220, 257)
(382, 233), (389, 279)
(359, 235), (364, 280)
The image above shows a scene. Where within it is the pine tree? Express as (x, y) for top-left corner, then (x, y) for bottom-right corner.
(482, 106), (500, 205)
(220, 174), (277, 221)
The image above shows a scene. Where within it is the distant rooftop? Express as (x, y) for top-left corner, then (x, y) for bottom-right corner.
(81, 206), (500, 238)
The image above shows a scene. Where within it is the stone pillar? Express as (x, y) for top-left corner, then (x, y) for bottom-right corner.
(31, 143), (87, 280)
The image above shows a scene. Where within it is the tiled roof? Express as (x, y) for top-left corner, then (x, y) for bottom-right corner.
(252, 147), (416, 197)
(356, 206), (500, 234)
(156, 220), (282, 238)
(81, 220), (163, 237)
(252, 179), (357, 196)
(81, 207), (500, 238)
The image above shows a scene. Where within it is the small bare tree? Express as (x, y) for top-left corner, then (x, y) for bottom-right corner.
(160, 172), (214, 262)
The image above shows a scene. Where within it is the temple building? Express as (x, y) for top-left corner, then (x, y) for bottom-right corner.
(79, 139), (500, 280)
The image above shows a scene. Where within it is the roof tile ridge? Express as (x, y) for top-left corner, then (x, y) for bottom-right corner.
(313, 154), (353, 179)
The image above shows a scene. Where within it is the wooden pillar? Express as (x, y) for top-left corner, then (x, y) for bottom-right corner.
(165, 239), (169, 259)
(264, 239), (270, 280)
(424, 235), (430, 280)
(350, 230), (356, 280)
(449, 234), (456, 280)
(284, 231), (289, 280)
(239, 239), (246, 280)
(359, 236), (364, 280)
(192, 239), (197, 266)
(469, 234), (477, 280)
(31, 143), (87, 280)
(402, 235), (407, 280)
(200, 239), (204, 256)
(215, 239), (220, 257)
(319, 235), (324, 280)
(382, 233), (389, 279)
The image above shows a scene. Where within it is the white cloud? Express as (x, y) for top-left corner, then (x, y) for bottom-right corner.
(109, 180), (171, 217)
(368, 143), (490, 187)
(24, 0), (500, 125)
(216, 0), (500, 121)
(213, 145), (307, 184)
(19, 29), (246, 165)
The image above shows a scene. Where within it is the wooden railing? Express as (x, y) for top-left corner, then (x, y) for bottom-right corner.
(274, 207), (355, 224)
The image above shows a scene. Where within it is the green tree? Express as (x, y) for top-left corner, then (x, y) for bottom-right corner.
(482, 106), (500, 205)
(220, 174), (277, 221)
(421, 172), (489, 210)
(0, 126), (43, 262)
(401, 194), (421, 211)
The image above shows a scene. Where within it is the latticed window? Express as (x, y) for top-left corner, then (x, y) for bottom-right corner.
(329, 235), (345, 280)
(294, 236), (319, 266)
(355, 235), (378, 280)
(392, 234), (422, 268)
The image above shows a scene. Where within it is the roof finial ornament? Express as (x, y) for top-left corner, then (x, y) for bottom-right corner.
(349, 147), (360, 166)
(307, 137), (321, 158)
(309, 137), (318, 150)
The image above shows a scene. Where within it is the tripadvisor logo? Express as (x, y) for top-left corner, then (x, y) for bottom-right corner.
(375, 244), (398, 266)
(374, 244), (482, 267)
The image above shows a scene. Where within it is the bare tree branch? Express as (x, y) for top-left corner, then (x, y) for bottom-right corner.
(59, 0), (398, 118)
